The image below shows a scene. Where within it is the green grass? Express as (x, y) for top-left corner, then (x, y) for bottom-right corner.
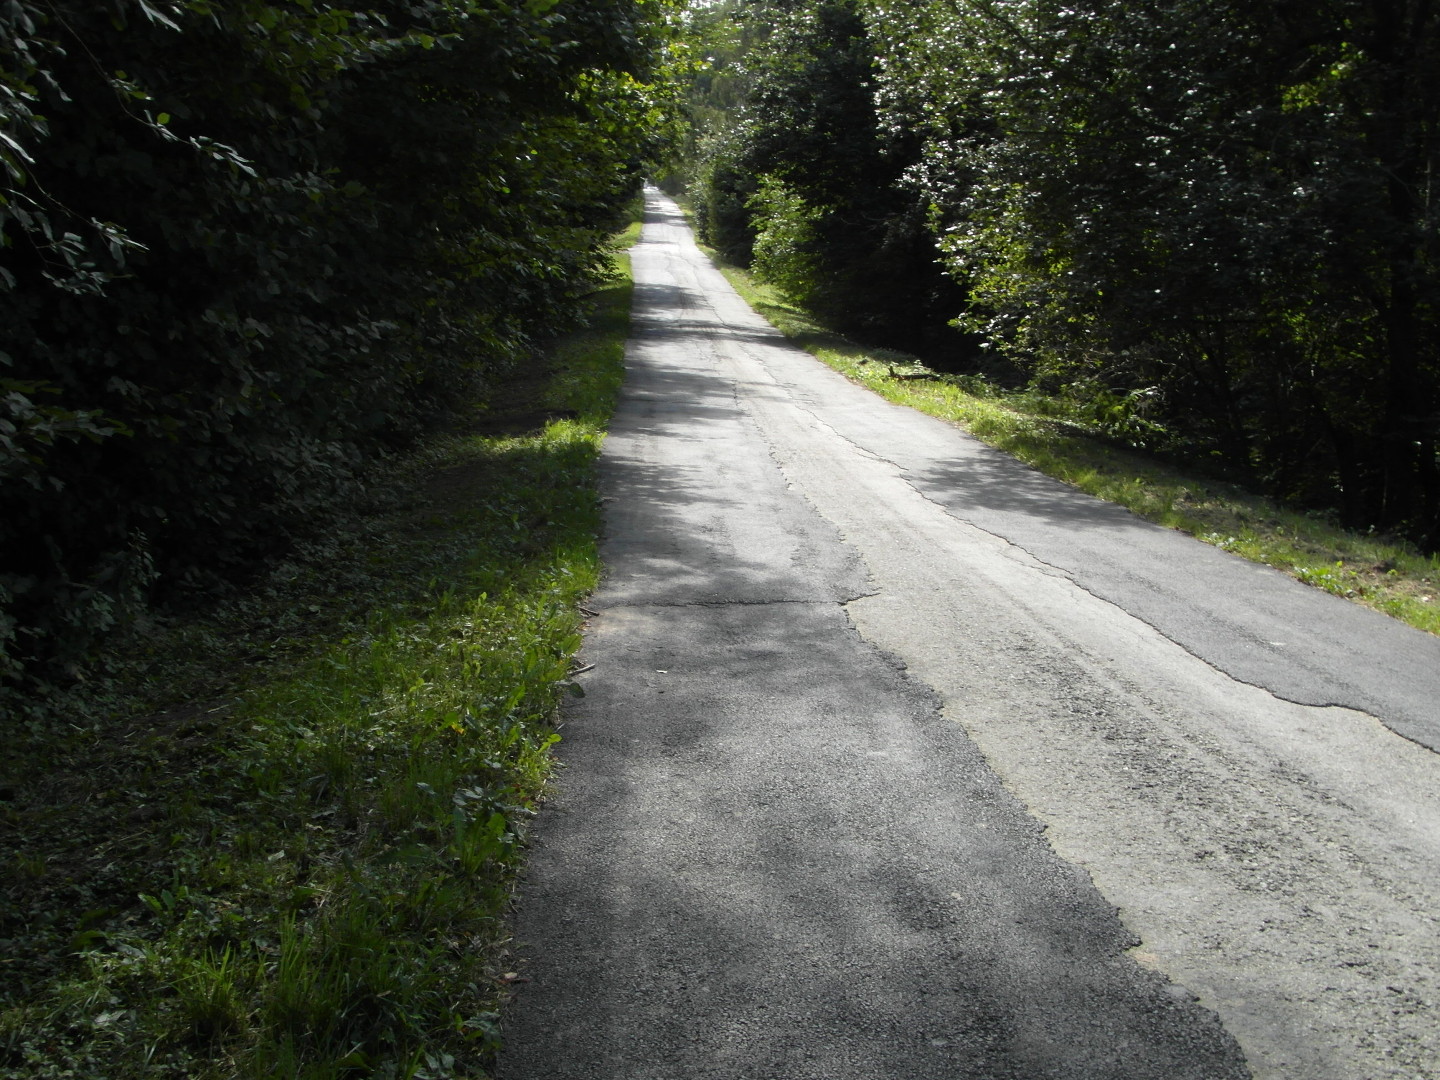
(0, 244), (636, 1078)
(713, 258), (1440, 637)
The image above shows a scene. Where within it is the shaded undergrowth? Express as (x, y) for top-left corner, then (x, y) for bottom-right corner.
(0, 244), (635, 1078)
(714, 258), (1440, 637)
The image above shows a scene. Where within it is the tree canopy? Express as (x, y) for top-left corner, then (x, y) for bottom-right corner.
(678, 0), (1440, 546)
(1, 0), (676, 698)
(6, 0), (1439, 694)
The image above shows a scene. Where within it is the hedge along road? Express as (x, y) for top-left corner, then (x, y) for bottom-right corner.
(496, 189), (1440, 1080)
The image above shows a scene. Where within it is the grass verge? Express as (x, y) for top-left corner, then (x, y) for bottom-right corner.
(712, 258), (1440, 636)
(0, 246), (634, 1078)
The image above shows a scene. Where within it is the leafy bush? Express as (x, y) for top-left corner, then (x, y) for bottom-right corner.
(0, 0), (672, 699)
(870, 0), (1440, 543)
(748, 176), (823, 303)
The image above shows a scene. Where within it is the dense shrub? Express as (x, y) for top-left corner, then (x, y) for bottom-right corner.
(0, 0), (671, 698)
(679, 0), (1439, 543)
(870, 0), (1440, 538)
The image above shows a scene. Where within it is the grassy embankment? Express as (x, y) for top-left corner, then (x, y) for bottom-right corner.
(0, 220), (642, 1080)
(710, 257), (1440, 637)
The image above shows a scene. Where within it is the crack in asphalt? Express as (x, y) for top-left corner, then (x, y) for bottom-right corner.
(499, 190), (1440, 1080)
(743, 376), (1387, 723)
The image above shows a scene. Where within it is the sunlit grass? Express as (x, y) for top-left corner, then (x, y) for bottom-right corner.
(0, 248), (635, 1077)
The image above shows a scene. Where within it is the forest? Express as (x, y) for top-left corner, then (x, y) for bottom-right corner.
(0, 2), (1436, 1075)
(0, 0), (673, 704)
(680, 0), (1440, 550)
(3, 0), (1438, 696)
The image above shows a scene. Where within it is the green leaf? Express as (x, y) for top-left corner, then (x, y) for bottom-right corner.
(136, 0), (181, 31)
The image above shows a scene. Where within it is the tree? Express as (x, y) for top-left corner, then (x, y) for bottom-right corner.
(0, 0), (675, 697)
(683, 0), (969, 355)
(868, 0), (1440, 539)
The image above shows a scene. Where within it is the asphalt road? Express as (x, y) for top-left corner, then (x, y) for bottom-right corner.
(496, 189), (1440, 1079)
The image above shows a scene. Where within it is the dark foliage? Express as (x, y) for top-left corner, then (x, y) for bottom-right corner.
(873, 0), (1440, 541)
(0, 0), (669, 699)
(685, 0), (972, 362)
(680, 0), (1440, 546)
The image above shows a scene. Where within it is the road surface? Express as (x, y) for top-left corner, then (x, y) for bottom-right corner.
(496, 189), (1440, 1079)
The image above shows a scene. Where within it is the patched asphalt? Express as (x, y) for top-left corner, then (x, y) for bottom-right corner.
(494, 191), (1258, 1080)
